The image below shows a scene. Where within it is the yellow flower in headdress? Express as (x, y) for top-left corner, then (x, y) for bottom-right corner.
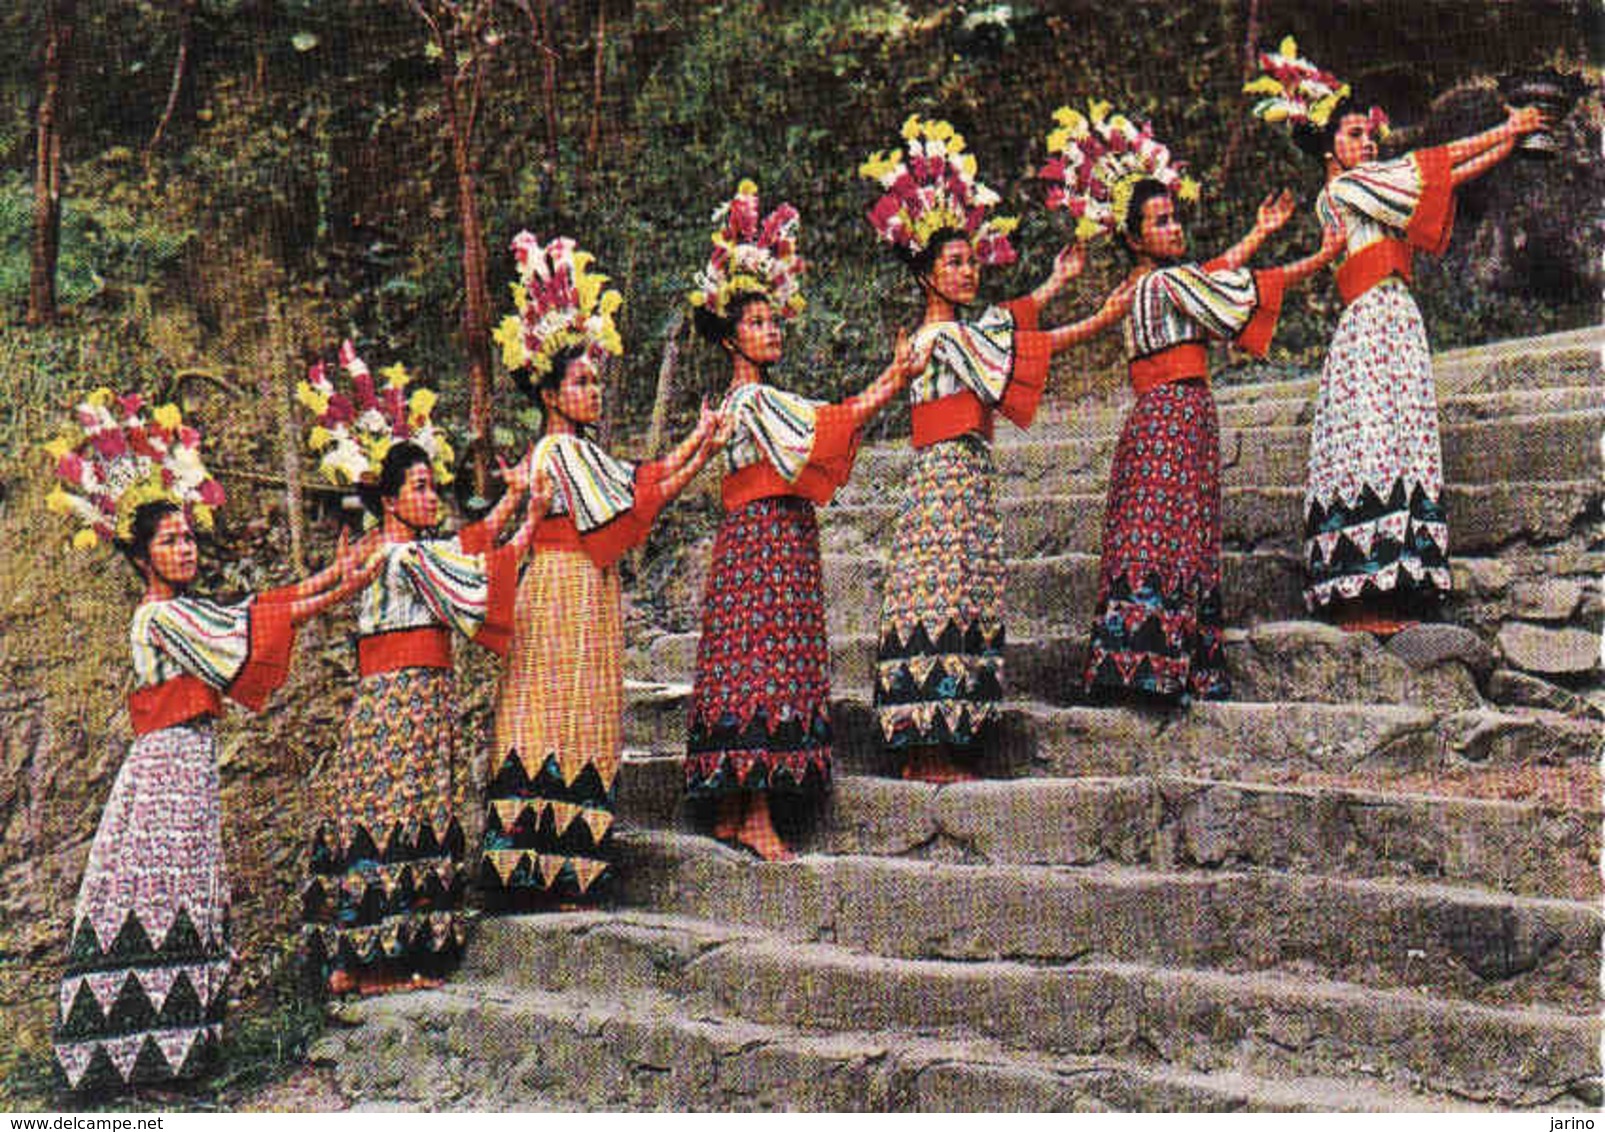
(380, 363), (411, 390)
(408, 387), (437, 422)
(307, 425), (333, 451)
(296, 380), (330, 416)
(493, 314), (528, 371)
(190, 503), (215, 532)
(72, 529), (100, 551)
(46, 486), (73, 515)
(43, 435), (74, 461)
(152, 403), (183, 431)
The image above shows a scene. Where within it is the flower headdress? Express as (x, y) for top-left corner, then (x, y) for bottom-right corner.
(1038, 101), (1199, 241)
(494, 232), (624, 379)
(298, 341), (454, 487)
(688, 180), (807, 321)
(1245, 36), (1388, 138)
(44, 389), (225, 551)
(860, 115), (1018, 266)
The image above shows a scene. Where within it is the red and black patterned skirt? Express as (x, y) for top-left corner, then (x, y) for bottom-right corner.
(686, 496), (832, 799)
(1084, 378), (1230, 702)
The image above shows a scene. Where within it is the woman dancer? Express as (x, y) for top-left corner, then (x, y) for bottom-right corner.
(1246, 38), (1547, 631)
(484, 232), (725, 909)
(1038, 102), (1344, 702)
(686, 180), (926, 859)
(302, 347), (547, 996)
(860, 115), (1130, 781)
(45, 392), (372, 1091)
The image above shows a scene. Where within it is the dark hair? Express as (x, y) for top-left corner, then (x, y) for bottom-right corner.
(693, 290), (769, 345)
(902, 227), (971, 278)
(1291, 93), (1366, 160)
(511, 345), (583, 407)
(119, 499), (184, 571)
(1122, 178), (1173, 244)
(359, 439), (432, 517)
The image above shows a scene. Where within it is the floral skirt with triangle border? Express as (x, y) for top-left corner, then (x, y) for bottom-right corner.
(53, 723), (230, 1092)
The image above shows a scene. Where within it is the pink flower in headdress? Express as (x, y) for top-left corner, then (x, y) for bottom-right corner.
(91, 429), (127, 458)
(56, 452), (85, 485)
(117, 393), (143, 418)
(323, 392), (355, 426)
(198, 478), (225, 506)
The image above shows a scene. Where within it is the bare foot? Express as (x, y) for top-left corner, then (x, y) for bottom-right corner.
(712, 793), (742, 841)
(902, 746), (980, 785)
(734, 793), (795, 862)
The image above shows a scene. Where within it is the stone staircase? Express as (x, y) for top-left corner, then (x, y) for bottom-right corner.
(310, 328), (1603, 1111)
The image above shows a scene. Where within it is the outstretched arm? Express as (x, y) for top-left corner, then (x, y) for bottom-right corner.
(1028, 243), (1087, 309)
(505, 468), (555, 557)
(1445, 105), (1547, 186)
(841, 328), (933, 428)
(652, 406), (728, 500)
(473, 450), (535, 538)
(1044, 273), (1139, 351)
(277, 529), (385, 626)
(1211, 189), (1296, 271)
(1273, 217), (1348, 288)
(656, 402), (719, 478)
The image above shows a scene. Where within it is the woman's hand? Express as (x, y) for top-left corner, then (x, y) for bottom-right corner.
(889, 327), (933, 386)
(1050, 242), (1086, 288)
(706, 410), (735, 453)
(1320, 214), (1348, 256)
(1505, 103), (1550, 137)
(1254, 189), (1296, 236)
(496, 445), (536, 495)
(527, 466), (555, 515)
(1098, 274), (1140, 321)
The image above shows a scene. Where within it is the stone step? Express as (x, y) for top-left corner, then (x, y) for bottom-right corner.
(818, 550), (1300, 635)
(306, 977), (1518, 1112)
(606, 832), (1598, 1014)
(832, 411), (1604, 506)
(1045, 383), (1601, 437)
(821, 481), (1601, 559)
(636, 619), (1489, 709)
(1204, 329), (1602, 407)
(611, 768), (1600, 903)
(814, 550), (1604, 640)
(460, 911), (1603, 1108)
(622, 690), (1600, 788)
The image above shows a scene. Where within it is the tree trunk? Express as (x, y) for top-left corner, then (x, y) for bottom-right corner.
(28, 0), (76, 327)
(146, 0), (197, 163)
(442, 72), (495, 499)
(585, 0), (606, 173)
(1216, 0), (1262, 190)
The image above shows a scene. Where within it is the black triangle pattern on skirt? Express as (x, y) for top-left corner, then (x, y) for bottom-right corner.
(686, 704), (833, 756)
(301, 911), (466, 970)
(66, 907), (218, 976)
(300, 859), (468, 926)
(486, 750), (616, 809)
(63, 1028), (219, 1094)
(682, 748), (831, 799)
(1084, 571), (1230, 703)
(477, 852), (616, 907)
(876, 617), (1005, 662)
(1304, 479), (1445, 535)
(307, 817), (466, 876)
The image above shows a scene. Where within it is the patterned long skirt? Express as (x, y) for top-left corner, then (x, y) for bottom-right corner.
(303, 667), (466, 979)
(1084, 379), (1230, 702)
(686, 496), (832, 799)
(54, 724), (229, 1092)
(874, 436), (1005, 748)
(1303, 278), (1449, 611)
(483, 548), (622, 908)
